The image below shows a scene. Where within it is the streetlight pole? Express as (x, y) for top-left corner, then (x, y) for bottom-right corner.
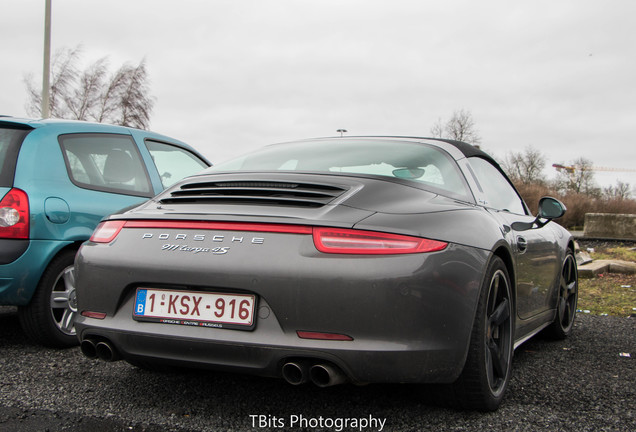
(41, 0), (52, 118)
(337, 129), (347, 137)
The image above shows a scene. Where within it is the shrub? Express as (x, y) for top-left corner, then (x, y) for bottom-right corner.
(514, 182), (636, 229)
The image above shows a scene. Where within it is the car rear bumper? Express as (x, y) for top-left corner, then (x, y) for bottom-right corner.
(75, 236), (490, 383)
(0, 239), (72, 305)
(76, 296), (472, 384)
(0, 239), (29, 264)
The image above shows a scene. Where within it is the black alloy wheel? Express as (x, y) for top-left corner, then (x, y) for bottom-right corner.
(547, 251), (578, 339)
(452, 256), (514, 411)
(484, 267), (513, 396)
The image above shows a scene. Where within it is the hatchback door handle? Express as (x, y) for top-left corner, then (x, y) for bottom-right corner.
(517, 236), (528, 253)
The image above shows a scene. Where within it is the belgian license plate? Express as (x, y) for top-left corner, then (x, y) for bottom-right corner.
(133, 288), (256, 330)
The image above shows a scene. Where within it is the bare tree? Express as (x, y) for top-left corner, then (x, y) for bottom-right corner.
(554, 157), (599, 195)
(501, 146), (547, 185)
(603, 180), (632, 200)
(96, 65), (128, 123)
(430, 118), (444, 139)
(26, 46), (80, 119)
(67, 57), (108, 121)
(25, 46), (155, 129)
(117, 61), (154, 129)
(429, 109), (481, 145)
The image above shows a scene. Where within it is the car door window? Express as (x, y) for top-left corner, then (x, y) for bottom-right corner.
(145, 140), (208, 188)
(60, 134), (153, 197)
(467, 157), (526, 215)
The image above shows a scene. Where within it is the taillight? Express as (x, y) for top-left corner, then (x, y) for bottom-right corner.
(88, 219), (448, 255)
(312, 227), (447, 254)
(90, 220), (126, 243)
(0, 188), (30, 239)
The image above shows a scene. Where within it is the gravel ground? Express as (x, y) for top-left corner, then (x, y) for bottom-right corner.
(0, 306), (634, 432)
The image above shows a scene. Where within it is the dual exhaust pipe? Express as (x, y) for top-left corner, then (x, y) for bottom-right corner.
(282, 360), (348, 387)
(81, 339), (348, 388)
(80, 338), (120, 362)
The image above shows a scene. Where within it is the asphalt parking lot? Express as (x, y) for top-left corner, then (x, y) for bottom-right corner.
(0, 306), (634, 432)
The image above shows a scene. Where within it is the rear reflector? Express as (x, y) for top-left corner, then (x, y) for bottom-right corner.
(297, 331), (353, 341)
(0, 188), (29, 239)
(312, 227), (447, 254)
(81, 311), (107, 319)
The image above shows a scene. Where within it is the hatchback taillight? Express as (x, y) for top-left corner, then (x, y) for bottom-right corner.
(0, 188), (30, 239)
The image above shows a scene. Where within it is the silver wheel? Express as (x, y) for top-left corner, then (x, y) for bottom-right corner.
(18, 249), (79, 347)
(49, 264), (78, 336)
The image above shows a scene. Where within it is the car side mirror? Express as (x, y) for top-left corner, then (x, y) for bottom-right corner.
(512, 197), (566, 231)
(537, 197), (566, 220)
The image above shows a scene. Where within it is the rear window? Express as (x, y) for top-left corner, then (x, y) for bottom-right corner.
(0, 126), (32, 187)
(59, 133), (153, 197)
(209, 139), (472, 201)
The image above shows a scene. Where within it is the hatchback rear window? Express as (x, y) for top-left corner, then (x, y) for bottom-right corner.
(59, 133), (153, 197)
(0, 126), (32, 187)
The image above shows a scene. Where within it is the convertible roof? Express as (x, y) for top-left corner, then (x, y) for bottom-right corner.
(432, 138), (490, 159)
(321, 135), (500, 166)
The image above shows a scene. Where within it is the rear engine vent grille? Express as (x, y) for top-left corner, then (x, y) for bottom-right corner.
(159, 181), (349, 208)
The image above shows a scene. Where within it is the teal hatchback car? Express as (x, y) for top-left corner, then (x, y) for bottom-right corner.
(0, 117), (210, 347)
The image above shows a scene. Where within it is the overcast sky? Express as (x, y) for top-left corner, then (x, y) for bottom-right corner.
(2, 0), (635, 188)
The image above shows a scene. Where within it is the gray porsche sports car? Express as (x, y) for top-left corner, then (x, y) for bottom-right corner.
(75, 137), (578, 410)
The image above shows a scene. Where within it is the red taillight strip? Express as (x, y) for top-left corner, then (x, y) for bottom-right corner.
(313, 227), (447, 254)
(90, 220), (126, 243)
(91, 219), (448, 255)
(123, 220), (313, 235)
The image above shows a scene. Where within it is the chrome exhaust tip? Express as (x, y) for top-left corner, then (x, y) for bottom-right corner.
(310, 363), (348, 387)
(282, 361), (310, 385)
(80, 339), (97, 359)
(95, 341), (120, 362)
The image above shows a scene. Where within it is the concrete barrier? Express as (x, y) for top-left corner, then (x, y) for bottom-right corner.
(578, 259), (636, 278)
(583, 213), (636, 240)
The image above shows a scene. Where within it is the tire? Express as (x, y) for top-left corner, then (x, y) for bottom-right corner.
(546, 250), (578, 339)
(451, 256), (514, 411)
(18, 249), (79, 348)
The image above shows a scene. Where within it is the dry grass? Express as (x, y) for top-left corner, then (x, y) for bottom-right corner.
(577, 246), (636, 316)
(590, 247), (636, 262)
(578, 274), (636, 316)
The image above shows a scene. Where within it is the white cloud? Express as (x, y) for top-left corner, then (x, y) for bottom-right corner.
(1, 0), (635, 186)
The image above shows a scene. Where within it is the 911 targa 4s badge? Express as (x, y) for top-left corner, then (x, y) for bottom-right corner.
(75, 136), (578, 411)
